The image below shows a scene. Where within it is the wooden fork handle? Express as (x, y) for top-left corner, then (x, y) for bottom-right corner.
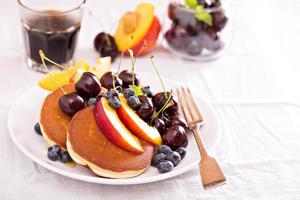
(192, 125), (209, 159)
(192, 125), (226, 189)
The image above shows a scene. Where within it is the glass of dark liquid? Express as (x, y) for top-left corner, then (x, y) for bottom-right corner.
(18, 0), (85, 72)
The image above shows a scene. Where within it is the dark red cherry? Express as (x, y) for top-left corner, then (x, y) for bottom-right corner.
(186, 25), (199, 36)
(171, 3), (197, 27)
(100, 72), (123, 90)
(212, 11), (228, 32)
(118, 70), (141, 88)
(59, 92), (85, 116)
(158, 114), (172, 128)
(170, 115), (187, 129)
(210, 0), (222, 7)
(197, 0), (209, 7)
(205, 26), (218, 39)
(136, 96), (154, 121)
(163, 125), (188, 150)
(168, 3), (176, 20)
(152, 92), (171, 111)
(94, 32), (119, 62)
(186, 38), (203, 56)
(164, 25), (190, 50)
(75, 72), (101, 98)
(164, 99), (179, 116)
(152, 92), (178, 116)
(152, 118), (166, 135)
(202, 28), (224, 52)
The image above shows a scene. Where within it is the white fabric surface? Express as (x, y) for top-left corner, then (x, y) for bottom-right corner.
(1, 0), (300, 199)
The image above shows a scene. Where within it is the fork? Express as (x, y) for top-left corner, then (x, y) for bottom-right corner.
(176, 86), (226, 189)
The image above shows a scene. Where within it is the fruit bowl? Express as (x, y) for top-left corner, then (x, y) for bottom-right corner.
(162, 0), (231, 61)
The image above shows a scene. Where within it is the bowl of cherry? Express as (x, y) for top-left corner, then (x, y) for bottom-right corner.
(162, 0), (229, 61)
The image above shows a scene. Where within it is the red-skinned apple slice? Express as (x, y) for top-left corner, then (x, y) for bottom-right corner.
(117, 95), (162, 146)
(94, 97), (144, 154)
(131, 16), (161, 56)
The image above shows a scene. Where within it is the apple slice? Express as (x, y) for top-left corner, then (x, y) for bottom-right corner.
(94, 97), (144, 154)
(117, 95), (162, 146)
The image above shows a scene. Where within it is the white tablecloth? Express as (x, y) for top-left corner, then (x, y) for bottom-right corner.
(1, 0), (300, 199)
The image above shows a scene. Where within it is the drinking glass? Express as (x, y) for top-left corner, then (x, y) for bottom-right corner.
(18, 0), (86, 72)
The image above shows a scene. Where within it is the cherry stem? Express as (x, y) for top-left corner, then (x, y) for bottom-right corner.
(115, 85), (123, 92)
(126, 41), (147, 85)
(88, 10), (111, 46)
(128, 49), (135, 86)
(150, 91), (173, 124)
(41, 55), (65, 70)
(150, 56), (167, 99)
(157, 91), (173, 115)
(39, 50), (66, 94)
(117, 35), (135, 75)
(130, 40), (148, 69)
(117, 50), (125, 74)
(112, 73), (116, 90)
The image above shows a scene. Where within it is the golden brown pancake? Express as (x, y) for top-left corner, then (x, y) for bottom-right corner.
(67, 106), (155, 178)
(40, 84), (75, 148)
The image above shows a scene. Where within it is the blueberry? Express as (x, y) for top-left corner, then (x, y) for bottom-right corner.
(60, 151), (73, 163)
(157, 161), (174, 173)
(34, 122), (42, 136)
(106, 89), (119, 99)
(166, 151), (181, 167)
(141, 86), (153, 97)
(151, 153), (167, 167)
(158, 145), (172, 154)
(108, 96), (121, 109)
(127, 95), (141, 110)
(87, 97), (97, 106)
(176, 147), (186, 159)
(124, 88), (135, 99)
(47, 145), (61, 161)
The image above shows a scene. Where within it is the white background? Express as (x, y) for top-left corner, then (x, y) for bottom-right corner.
(1, 0), (300, 199)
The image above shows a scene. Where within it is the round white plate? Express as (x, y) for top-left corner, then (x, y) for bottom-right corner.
(7, 72), (221, 185)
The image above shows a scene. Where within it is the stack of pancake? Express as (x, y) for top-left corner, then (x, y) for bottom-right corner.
(40, 84), (154, 178)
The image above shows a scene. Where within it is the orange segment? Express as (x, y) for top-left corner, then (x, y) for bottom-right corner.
(38, 71), (71, 91)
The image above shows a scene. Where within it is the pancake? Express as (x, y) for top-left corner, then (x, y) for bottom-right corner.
(40, 84), (75, 149)
(67, 106), (155, 178)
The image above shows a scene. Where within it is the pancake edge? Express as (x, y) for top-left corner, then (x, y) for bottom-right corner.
(40, 123), (67, 150)
(66, 133), (150, 179)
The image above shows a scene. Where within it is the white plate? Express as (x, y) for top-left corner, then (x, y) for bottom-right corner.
(7, 72), (221, 185)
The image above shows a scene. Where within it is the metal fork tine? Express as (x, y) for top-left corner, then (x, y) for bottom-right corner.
(176, 87), (193, 125)
(175, 89), (184, 118)
(186, 87), (204, 124)
(176, 88), (189, 123)
(182, 86), (199, 123)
